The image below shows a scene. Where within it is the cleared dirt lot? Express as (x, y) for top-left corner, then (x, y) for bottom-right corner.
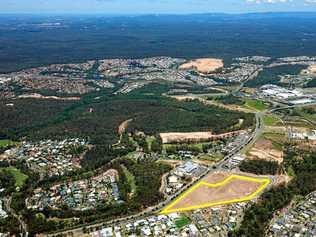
(179, 58), (224, 74)
(248, 137), (283, 163)
(202, 172), (229, 184)
(307, 64), (316, 74)
(160, 130), (243, 144)
(162, 172), (269, 213)
(18, 93), (80, 101)
(160, 131), (213, 144)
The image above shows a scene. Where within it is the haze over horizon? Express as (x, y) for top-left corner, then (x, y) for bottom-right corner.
(1, 0), (316, 14)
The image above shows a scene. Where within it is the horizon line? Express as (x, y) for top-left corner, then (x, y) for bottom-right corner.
(1, 11), (316, 16)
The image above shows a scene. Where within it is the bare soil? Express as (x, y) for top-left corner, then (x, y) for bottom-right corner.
(308, 64), (316, 74)
(18, 93), (80, 101)
(160, 130), (244, 144)
(248, 138), (283, 163)
(179, 58), (224, 74)
(171, 172), (263, 210)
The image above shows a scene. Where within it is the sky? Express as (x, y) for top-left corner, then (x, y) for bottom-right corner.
(1, 0), (316, 14)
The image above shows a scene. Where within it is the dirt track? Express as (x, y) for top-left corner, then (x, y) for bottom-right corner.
(118, 119), (133, 135)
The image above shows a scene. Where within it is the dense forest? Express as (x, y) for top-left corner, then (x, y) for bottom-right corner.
(0, 169), (16, 196)
(239, 159), (280, 175)
(119, 159), (171, 207)
(0, 99), (75, 140)
(2, 14), (316, 72)
(212, 95), (244, 105)
(0, 94), (254, 142)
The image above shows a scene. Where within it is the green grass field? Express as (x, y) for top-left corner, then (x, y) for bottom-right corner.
(263, 132), (285, 141)
(145, 136), (156, 151)
(175, 216), (191, 229)
(163, 142), (205, 152)
(263, 115), (281, 126)
(262, 132), (286, 151)
(0, 139), (18, 148)
(1, 167), (28, 188)
(244, 99), (269, 112)
(121, 165), (137, 195)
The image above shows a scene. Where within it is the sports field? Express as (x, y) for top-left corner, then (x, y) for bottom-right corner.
(161, 172), (270, 214)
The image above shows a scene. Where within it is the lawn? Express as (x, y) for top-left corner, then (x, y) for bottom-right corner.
(263, 115), (281, 126)
(2, 167), (28, 188)
(244, 99), (269, 112)
(175, 216), (191, 229)
(163, 143), (205, 153)
(263, 132), (285, 141)
(198, 153), (224, 162)
(121, 165), (137, 195)
(145, 136), (156, 151)
(0, 139), (18, 148)
(262, 132), (286, 151)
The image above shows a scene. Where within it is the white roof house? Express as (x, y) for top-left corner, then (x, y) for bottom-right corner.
(168, 175), (178, 183)
(177, 162), (198, 174)
(100, 227), (113, 237)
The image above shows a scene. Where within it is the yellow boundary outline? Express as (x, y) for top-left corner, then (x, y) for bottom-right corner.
(160, 174), (270, 214)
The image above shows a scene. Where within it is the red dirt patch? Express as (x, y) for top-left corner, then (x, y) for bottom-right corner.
(171, 174), (262, 210)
